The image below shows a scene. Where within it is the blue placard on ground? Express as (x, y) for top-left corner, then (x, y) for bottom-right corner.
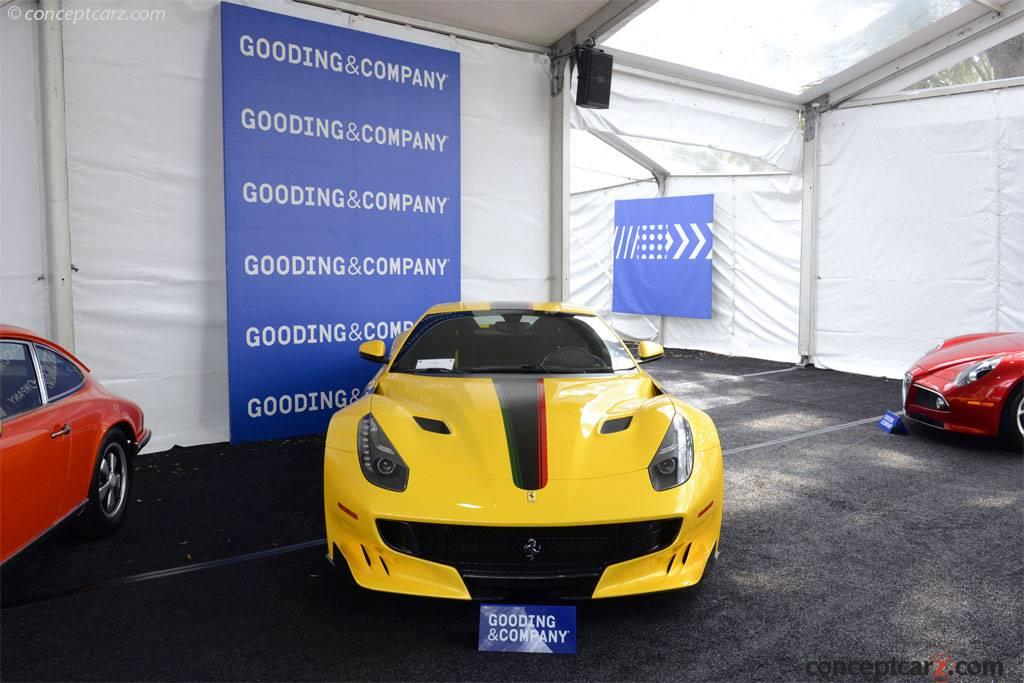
(220, 3), (460, 442)
(479, 605), (576, 654)
(879, 411), (908, 434)
(612, 194), (714, 318)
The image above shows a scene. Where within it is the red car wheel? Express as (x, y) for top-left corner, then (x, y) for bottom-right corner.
(74, 429), (132, 538)
(1002, 385), (1024, 452)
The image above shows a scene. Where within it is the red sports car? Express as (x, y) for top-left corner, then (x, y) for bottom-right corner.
(903, 332), (1023, 449)
(0, 326), (151, 564)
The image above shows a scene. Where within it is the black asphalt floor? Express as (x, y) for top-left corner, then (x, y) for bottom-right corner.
(2, 351), (1021, 681)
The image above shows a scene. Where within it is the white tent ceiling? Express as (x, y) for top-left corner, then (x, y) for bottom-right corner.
(603, 0), (997, 100)
(321, 0), (1019, 106)
(336, 0), (609, 45)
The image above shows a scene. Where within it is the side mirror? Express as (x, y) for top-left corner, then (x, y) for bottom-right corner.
(358, 340), (388, 363)
(637, 341), (664, 364)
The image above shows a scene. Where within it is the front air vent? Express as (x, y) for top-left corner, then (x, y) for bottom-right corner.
(413, 416), (450, 434)
(377, 518), (682, 576)
(600, 416), (633, 434)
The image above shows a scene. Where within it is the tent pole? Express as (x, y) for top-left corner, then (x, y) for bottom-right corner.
(38, 0), (76, 351)
(798, 99), (825, 364)
(550, 58), (571, 302)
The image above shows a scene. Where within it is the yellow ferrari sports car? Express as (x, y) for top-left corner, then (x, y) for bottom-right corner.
(323, 302), (723, 600)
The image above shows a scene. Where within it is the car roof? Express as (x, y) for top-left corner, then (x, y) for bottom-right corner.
(0, 325), (50, 343)
(0, 325), (90, 371)
(423, 301), (596, 316)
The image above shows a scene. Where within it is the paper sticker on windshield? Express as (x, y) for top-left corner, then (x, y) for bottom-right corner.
(416, 358), (455, 371)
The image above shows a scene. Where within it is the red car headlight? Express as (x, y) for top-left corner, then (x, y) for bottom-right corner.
(954, 356), (1002, 387)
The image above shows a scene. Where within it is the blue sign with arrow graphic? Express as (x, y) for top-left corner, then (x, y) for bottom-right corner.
(612, 194), (714, 318)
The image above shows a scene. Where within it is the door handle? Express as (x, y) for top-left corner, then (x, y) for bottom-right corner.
(50, 424), (72, 439)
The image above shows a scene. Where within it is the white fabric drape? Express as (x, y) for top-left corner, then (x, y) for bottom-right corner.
(570, 70), (804, 173)
(815, 87), (1024, 378)
(1, 1), (48, 335)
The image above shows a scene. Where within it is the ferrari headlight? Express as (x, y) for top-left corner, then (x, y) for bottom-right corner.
(954, 356), (1002, 386)
(357, 414), (409, 492)
(648, 413), (694, 491)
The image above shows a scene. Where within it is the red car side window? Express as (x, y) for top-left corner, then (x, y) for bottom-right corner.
(0, 341), (43, 419)
(34, 345), (85, 402)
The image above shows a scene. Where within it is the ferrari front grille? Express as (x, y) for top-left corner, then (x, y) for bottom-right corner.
(376, 518), (682, 576)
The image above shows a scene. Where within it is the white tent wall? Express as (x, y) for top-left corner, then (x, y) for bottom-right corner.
(814, 86), (1024, 379)
(568, 69), (804, 363)
(568, 178), (661, 340)
(1, 0), (48, 335)
(570, 70), (804, 174)
(662, 174), (803, 362)
(5, 0), (552, 452)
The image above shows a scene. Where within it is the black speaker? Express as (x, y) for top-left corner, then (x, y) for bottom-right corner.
(575, 46), (613, 109)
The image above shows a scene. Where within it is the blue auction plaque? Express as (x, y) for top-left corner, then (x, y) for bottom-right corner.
(221, 3), (460, 442)
(479, 605), (577, 654)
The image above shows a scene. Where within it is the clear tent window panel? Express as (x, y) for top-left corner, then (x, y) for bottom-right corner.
(604, 0), (975, 96)
(905, 33), (1024, 90)
(570, 130), (654, 193)
(618, 135), (784, 176)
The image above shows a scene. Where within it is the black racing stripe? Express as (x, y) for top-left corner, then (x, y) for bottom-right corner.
(493, 377), (542, 490)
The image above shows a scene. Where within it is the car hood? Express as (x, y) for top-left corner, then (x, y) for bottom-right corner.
(369, 372), (677, 483)
(912, 332), (1024, 374)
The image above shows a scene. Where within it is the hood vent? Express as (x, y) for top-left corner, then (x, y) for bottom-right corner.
(414, 416), (451, 435)
(600, 416), (633, 434)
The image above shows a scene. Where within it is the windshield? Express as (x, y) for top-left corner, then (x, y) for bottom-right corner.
(391, 310), (636, 375)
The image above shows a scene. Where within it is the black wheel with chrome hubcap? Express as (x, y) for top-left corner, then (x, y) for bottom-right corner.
(74, 429), (132, 538)
(1001, 386), (1023, 452)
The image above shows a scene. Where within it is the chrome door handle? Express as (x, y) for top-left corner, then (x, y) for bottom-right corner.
(50, 424), (71, 439)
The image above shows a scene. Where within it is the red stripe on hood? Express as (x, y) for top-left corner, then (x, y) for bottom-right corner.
(536, 378), (548, 489)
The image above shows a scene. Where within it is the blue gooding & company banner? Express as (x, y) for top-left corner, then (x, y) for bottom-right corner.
(220, 3), (460, 442)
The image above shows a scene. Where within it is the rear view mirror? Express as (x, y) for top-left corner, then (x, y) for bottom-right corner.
(359, 340), (388, 363)
(637, 341), (664, 363)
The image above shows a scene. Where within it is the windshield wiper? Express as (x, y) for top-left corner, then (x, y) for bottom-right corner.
(408, 367), (466, 374)
(409, 364), (616, 375)
(543, 366), (614, 374)
(467, 364), (549, 374)
(465, 364), (616, 374)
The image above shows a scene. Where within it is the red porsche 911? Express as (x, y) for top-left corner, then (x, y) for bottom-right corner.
(0, 326), (151, 564)
(903, 332), (1023, 449)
